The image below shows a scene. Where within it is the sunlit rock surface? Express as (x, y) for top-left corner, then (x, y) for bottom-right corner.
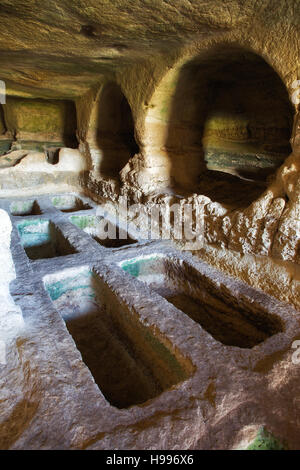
(0, 0), (300, 450)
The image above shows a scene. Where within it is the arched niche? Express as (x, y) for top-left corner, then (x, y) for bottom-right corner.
(94, 82), (139, 178)
(146, 45), (294, 208)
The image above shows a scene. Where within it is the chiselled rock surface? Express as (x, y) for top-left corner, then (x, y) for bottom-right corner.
(0, 194), (300, 450)
(0, 0), (300, 450)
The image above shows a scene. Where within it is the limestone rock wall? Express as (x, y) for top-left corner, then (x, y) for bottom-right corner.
(1, 97), (78, 153)
(0, 0), (299, 307)
(1, 0), (300, 450)
(0, 209), (26, 449)
(0, 148), (88, 196)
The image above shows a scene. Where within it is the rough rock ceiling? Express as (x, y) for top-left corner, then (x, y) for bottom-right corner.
(0, 0), (296, 99)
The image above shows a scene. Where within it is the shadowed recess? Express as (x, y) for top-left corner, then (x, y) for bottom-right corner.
(44, 268), (191, 409)
(120, 255), (283, 349)
(10, 199), (41, 216)
(17, 218), (77, 260)
(70, 214), (137, 248)
(95, 82), (139, 177)
(165, 45), (294, 207)
(3, 97), (78, 152)
(52, 195), (91, 213)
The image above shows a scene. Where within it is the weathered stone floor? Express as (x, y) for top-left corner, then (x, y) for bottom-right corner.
(1, 192), (300, 449)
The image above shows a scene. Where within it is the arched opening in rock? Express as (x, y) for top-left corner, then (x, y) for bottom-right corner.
(3, 97), (78, 153)
(166, 46), (294, 208)
(0, 104), (12, 156)
(96, 82), (139, 178)
(0, 104), (6, 135)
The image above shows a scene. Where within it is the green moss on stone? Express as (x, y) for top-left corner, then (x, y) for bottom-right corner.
(6, 98), (72, 133)
(141, 326), (188, 383)
(121, 258), (141, 277)
(52, 195), (74, 208)
(120, 255), (162, 278)
(17, 218), (50, 248)
(247, 427), (287, 450)
(4, 97), (77, 147)
(46, 270), (95, 301)
(70, 214), (98, 230)
(10, 200), (34, 215)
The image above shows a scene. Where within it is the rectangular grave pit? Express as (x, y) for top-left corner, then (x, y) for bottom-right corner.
(17, 218), (77, 260)
(70, 214), (137, 248)
(44, 267), (190, 409)
(51, 195), (92, 213)
(119, 254), (284, 349)
(10, 199), (41, 216)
